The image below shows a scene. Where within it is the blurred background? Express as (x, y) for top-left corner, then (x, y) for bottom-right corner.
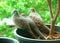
(0, 0), (60, 38)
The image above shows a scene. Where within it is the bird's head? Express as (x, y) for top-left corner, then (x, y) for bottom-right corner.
(12, 9), (18, 15)
(30, 8), (35, 13)
(20, 13), (26, 16)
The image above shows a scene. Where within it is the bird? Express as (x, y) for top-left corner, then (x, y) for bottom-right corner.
(20, 13), (26, 17)
(29, 8), (50, 34)
(12, 10), (47, 39)
(12, 10), (37, 39)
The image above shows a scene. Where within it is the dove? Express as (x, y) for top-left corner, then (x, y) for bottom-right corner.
(12, 10), (37, 38)
(29, 8), (50, 34)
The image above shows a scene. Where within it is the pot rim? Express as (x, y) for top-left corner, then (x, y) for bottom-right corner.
(14, 28), (60, 41)
(0, 37), (19, 43)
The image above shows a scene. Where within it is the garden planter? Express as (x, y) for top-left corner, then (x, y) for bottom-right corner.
(0, 37), (19, 43)
(14, 25), (60, 43)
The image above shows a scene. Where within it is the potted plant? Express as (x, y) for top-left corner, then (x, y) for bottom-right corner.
(13, 0), (60, 43)
(0, 37), (19, 43)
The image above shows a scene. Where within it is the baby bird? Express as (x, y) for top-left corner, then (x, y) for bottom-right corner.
(29, 8), (50, 34)
(12, 10), (46, 39)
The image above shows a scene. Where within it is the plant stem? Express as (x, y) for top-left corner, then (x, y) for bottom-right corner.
(50, 18), (55, 35)
(54, 0), (60, 21)
(49, 0), (60, 35)
(47, 0), (53, 18)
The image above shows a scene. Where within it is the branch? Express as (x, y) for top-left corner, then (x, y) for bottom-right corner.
(47, 0), (53, 19)
(54, 0), (60, 21)
(49, 0), (60, 35)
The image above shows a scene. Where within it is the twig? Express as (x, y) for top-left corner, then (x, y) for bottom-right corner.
(54, 0), (60, 21)
(47, 0), (53, 19)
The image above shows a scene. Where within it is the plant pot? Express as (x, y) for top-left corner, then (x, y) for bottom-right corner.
(0, 37), (19, 43)
(14, 25), (60, 43)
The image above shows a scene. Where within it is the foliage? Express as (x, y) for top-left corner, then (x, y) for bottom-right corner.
(0, 23), (15, 38)
(0, 0), (59, 24)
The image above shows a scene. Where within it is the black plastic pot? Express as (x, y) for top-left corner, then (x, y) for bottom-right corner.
(0, 37), (19, 43)
(14, 25), (60, 43)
